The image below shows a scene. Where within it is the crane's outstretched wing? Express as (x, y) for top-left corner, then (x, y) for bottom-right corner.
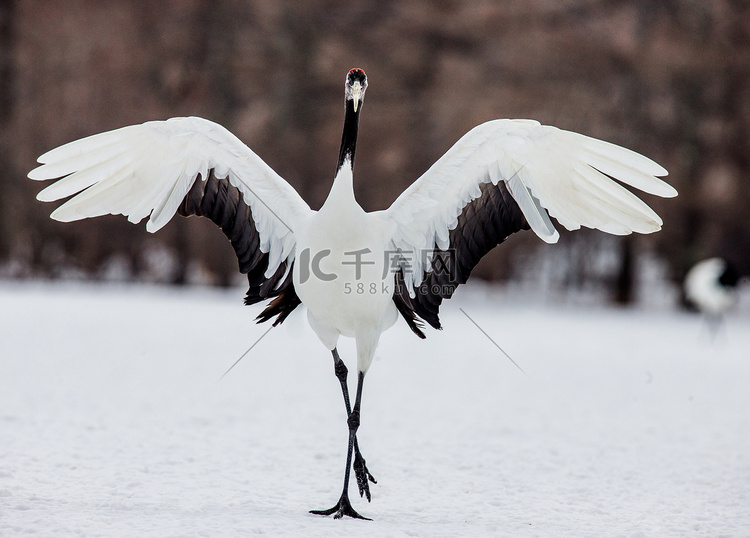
(29, 116), (312, 322)
(386, 119), (675, 334)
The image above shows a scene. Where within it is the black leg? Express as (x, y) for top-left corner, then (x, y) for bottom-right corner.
(328, 350), (376, 500)
(705, 313), (723, 343)
(311, 361), (372, 520)
(332, 349), (352, 415)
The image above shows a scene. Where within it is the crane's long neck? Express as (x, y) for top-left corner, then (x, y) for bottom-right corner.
(336, 99), (360, 175)
(326, 99), (361, 207)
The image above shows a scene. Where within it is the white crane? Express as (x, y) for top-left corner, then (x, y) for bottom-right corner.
(29, 68), (676, 520)
(684, 257), (740, 339)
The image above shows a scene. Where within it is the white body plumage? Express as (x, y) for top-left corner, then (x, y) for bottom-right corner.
(294, 159), (398, 372)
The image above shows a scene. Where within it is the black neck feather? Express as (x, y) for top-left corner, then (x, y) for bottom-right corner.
(336, 99), (360, 173)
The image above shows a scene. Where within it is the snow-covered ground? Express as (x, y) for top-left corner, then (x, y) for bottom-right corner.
(1, 281), (748, 537)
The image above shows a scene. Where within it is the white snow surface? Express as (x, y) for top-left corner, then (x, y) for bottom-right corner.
(1, 281), (748, 537)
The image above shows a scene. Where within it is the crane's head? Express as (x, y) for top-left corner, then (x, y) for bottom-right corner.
(345, 68), (368, 112)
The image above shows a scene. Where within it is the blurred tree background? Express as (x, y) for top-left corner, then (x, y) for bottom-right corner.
(1, 0), (748, 304)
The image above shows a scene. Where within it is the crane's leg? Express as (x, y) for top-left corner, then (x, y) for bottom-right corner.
(310, 362), (371, 520)
(328, 349), (376, 500)
(705, 313), (724, 343)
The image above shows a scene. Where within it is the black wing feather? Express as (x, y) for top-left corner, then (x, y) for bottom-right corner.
(394, 180), (529, 334)
(178, 170), (301, 325)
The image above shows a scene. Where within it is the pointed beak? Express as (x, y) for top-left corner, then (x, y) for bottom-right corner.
(351, 81), (363, 112)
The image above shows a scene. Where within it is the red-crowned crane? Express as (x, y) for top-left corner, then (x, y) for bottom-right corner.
(684, 257), (741, 339)
(29, 68), (676, 519)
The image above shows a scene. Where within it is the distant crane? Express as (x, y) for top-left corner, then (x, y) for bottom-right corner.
(29, 68), (676, 519)
(684, 257), (740, 339)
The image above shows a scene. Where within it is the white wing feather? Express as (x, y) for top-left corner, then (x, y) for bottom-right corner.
(29, 117), (312, 277)
(386, 119), (675, 291)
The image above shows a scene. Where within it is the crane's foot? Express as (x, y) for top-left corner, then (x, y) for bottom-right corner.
(310, 494), (371, 520)
(353, 451), (376, 501)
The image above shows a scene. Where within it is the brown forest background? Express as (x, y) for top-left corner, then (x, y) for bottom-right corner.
(1, 1), (749, 304)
